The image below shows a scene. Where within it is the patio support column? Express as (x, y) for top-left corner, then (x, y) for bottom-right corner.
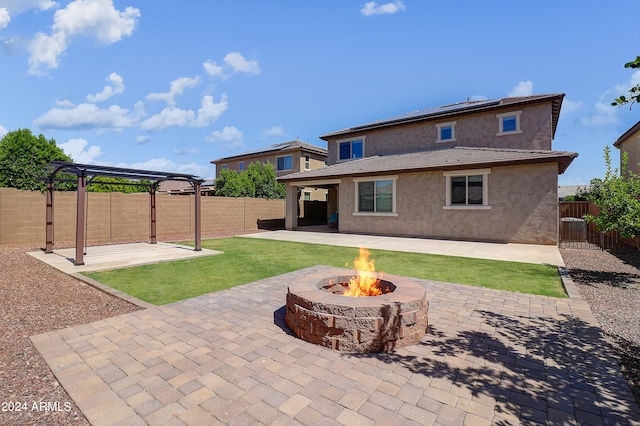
(285, 184), (298, 230)
(45, 181), (54, 253)
(75, 173), (86, 266)
(150, 186), (157, 244)
(194, 182), (202, 251)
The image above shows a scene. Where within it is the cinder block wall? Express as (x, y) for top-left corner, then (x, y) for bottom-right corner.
(0, 188), (284, 245)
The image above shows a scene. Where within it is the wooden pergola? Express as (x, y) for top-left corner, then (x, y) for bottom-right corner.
(42, 161), (204, 266)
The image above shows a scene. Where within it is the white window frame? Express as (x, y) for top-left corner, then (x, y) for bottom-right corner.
(436, 121), (457, 143)
(353, 175), (398, 216)
(443, 169), (491, 210)
(497, 111), (522, 136)
(276, 154), (293, 171)
(337, 137), (365, 162)
(304, 155), (310, 170)
(239, 161), (244, 171)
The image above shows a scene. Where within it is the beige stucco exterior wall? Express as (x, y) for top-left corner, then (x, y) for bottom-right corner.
(335, 162), (559, 244)
(325, 103), (555, 165)
(617, 129), (640, 176)
(0, 188), (284, 244)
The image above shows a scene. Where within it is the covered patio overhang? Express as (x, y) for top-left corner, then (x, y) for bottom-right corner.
(42, 161), (205, 266)
(282, 178), (341, 230)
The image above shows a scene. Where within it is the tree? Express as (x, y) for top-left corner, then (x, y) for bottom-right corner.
(611, 56), (640, 109)
(0, 129), (72, 191)
(214, 162), (285, 199)
(87, 177), (152, 193)
(584, 146), (640, 250)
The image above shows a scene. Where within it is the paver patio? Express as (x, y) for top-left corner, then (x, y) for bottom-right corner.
(31, 266), (639, 425)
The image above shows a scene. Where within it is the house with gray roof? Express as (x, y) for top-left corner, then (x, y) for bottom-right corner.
(211, 139), (327, 179)
(279, 94), (578, 244)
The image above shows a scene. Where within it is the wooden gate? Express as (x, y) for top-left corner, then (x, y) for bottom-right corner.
(558, 201), (618, 249)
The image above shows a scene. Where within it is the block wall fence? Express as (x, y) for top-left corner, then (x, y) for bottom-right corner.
(0, 187), (285, 245)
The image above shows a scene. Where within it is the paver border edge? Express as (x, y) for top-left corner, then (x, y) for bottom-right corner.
(71, 273), (156, 310)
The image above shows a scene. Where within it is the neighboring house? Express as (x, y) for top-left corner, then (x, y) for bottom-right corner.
(613, 119), (640, 176)
(211, 139), (327, 180)
(158, 179), (215, 195)
(558, 185), (590, 201)
(279, 94), (578, 244)
(211, 140), (328, 219)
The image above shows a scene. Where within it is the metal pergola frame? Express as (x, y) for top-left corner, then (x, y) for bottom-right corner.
(42, 161), (204, 266)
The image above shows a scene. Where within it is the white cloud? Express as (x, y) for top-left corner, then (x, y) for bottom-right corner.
(0, 0), (58, 16)
(223, 52), (260, 75)
(0, 8), (10, 29)
(86, 72), (124, 103)
(58, 137), (102, 163)
(203, 52), (261, 79)
(192, 94), (228, 127)
(262, 126), (284, 137)
(27, 0), (140, 75)
(35, 102), (137, 129)
(140, 106), (194, 131)
(560, 99), (584, 115)
(206, 126), (243, 150)
(579, 102), (619, 127)
(115, 158), (212, 179)
(141, 94), (227, 131)
(0, 124), (7, 137)
(203, 59), (223, 77)
(136, 135), (150, 144)
(508, 81), (533, 97)
(361, 1), (405, 16)
(173, 147), (199, 155)
(146, 76), (200, 106)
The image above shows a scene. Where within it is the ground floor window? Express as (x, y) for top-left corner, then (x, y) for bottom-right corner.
(354, 176), (397, 215)
(443, 169), (491, 209)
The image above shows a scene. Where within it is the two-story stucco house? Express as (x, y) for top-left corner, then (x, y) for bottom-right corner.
(279, 94), (578, 244)
(613, 119), (640, 176)
(211, 139), (327, 199)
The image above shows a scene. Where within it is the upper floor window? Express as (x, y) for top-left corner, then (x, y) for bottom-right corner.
(436, 121), (456, 143)
(443, 169), (491, 209)
(277, 155), (293, 171)
(354, 176), (397, 215)
(239, 161), (244, 171)
(304, 155), (310, 170)
(497, 111), (522, 135)
(338, 138), (364, 161)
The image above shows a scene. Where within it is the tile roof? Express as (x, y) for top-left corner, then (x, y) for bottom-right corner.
(211, 140), (326, 163)
(320, 94), (564, 139)
(278, 146), (578, 182)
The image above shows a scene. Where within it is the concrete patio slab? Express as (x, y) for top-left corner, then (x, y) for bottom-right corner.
(27, 242), (222, 274)
(31, 266), (639, 425)
(240, 230), (566, 266)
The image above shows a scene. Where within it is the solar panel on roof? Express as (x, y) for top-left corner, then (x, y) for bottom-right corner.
(352, 99), (500, 130)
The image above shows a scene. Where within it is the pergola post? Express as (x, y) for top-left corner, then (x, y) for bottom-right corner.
(74, 173), (86, 266)
(45, 181), (54, 253)
(194, 182), (202, 251)
(150, 186), (157, 244)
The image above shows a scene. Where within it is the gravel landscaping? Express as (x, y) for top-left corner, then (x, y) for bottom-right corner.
(560, 246), (640, 406)
(0, 235), (638, 425)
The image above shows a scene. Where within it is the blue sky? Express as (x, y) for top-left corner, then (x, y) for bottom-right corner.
(1, 0), (639, 185)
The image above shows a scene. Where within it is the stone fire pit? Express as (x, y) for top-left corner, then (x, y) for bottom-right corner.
(285, 268), (428, 352)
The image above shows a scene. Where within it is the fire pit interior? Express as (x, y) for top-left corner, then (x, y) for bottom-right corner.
(285, 249), (428, 352)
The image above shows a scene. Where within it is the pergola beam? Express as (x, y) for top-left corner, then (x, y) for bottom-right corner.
(41, 161), (205, 265)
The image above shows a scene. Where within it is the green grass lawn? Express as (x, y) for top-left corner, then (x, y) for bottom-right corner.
(83, 237), (566, 305)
